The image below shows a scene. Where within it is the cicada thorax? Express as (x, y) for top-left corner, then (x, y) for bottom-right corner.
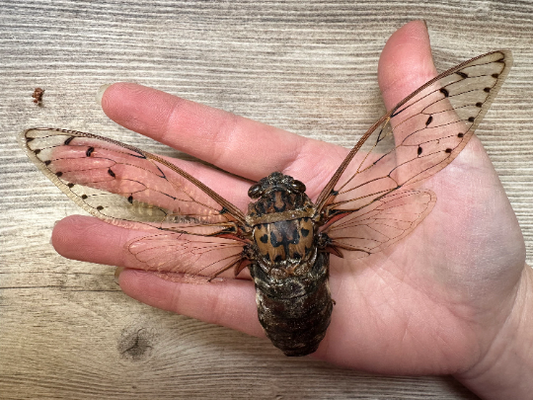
(246, 172), (333, 356)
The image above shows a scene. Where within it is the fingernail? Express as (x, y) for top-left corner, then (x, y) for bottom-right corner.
(96, 84), (112, 106)
(114, 267), (124, 285)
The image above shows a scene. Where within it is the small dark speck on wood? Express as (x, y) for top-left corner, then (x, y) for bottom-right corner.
(32, 88), (44, 106)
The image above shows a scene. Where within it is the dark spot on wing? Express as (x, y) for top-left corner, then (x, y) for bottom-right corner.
(476, 102), (483, 108)
(96, 205), (104, 211)
(456, 71), (468, 79)
(445, 148), (453, 153)
(468, 117), (475, 123)
(81, 194), (88, 200)
(417, 146), (423, 156)
(484, 87), (491, 93)
(425, 115), (433, 126)
(67, 183), (74, 188)
(86, 147), (94, 157)
(128, 195), (134, 204)
(439, 87), (449, 97)
(457, 133), (464, 138)
(44, 160), (51, 166)
(55, 172), (63, 177)
(64, 136), (75, 145)
(108, 168), (116, 178)
(492, 73), (499, 78)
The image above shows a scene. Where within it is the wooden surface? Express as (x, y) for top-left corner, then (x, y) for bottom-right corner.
(1, 1), (532, 399)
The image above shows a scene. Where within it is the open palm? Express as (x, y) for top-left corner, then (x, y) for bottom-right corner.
(52, 21), (526, 378)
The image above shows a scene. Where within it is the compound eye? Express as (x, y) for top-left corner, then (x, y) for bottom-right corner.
(248, 183), (263, 199)
(291, 180), (306, 193)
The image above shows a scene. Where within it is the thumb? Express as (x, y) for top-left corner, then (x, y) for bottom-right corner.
(378, 20), (437, 111)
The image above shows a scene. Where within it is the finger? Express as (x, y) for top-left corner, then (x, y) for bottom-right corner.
(52, 215), (265, 338)
(116, 268), (264, 338)
(99, 82), (343, 186)
(52, 215), (132, 267)
(52, 215), (253, 279)
(378, 20), (437, 110)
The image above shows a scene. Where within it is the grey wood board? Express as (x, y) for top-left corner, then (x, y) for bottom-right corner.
(2, 1), (532, 399)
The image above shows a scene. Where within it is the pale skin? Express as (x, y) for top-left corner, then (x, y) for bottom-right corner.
(51, 21), (532, 399)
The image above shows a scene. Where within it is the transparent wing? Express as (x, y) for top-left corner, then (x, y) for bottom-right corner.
(20, 128), (250, 278)
(317, 50), (512, 254)
(323, 189), (436, 258)
(125, 231), (249, 279)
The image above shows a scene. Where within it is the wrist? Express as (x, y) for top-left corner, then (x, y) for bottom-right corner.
(454, 265), (533, 400)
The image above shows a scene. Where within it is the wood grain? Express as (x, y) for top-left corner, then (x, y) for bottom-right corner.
(1, 1), (532, 399)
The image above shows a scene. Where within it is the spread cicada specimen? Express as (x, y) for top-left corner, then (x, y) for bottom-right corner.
(19, 50), (512, 356)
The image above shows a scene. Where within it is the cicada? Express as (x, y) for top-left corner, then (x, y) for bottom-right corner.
(19, 50), (512, 356)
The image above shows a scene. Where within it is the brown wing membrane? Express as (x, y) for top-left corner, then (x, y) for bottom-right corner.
(126, 231), (249, 279)
(20, 128), (250, 278)
(317, 50), (512, 253)
(324, 189), (436, 257)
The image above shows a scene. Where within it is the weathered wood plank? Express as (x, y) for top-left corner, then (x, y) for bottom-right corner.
(1, 1), (532, 398)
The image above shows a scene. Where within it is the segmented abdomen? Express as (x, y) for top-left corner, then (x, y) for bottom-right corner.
(249, 252), (333, 356)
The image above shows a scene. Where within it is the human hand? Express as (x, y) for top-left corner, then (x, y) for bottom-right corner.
(51, 21), (531, 398)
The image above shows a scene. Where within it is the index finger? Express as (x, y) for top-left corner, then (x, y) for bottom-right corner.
(99, 82), (342, 188)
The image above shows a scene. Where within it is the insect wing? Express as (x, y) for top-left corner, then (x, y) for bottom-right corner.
(20, 128), (250, 278)
(317, 50), (512, 254)
(126, 231), (249, 279)
(324, 189), (436, 257)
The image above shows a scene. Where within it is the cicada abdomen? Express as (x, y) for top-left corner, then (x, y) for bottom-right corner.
(246, 172), (333, 356)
